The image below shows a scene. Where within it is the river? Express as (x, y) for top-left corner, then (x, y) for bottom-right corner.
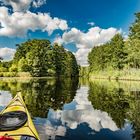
(0, 78), (140, 140)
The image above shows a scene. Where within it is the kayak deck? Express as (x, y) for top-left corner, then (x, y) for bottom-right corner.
(0, 93), (40, 140)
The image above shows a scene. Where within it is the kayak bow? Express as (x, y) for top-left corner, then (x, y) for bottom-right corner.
(0, 93), (40, 140)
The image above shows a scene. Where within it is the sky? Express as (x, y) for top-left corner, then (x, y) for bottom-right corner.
(0, 0), (140, 65)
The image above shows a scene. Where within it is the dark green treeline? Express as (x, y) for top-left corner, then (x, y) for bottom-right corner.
(0, 39), (79, 77)
(88, 12), (140, 72)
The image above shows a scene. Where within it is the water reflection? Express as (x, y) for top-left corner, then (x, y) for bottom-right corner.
(0, 91), (12, 106)
(88, 80), (140, 140)
(0, 78), (140, 139)
(39, 87), (118, 139)
(35, 85), (134, 140)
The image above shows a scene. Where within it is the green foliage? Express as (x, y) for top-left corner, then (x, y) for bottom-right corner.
(125, 39), (140, 68)
(65, 51), (79, 77)
(129, 12), (140, 39)
(0, 67), (8, 72)
(18, 58), (29, 72)
(12, 39), (79, 77)
(9, 64), (18, 72)
(0, 61), (12, 72)
(88, 34), (127, 71)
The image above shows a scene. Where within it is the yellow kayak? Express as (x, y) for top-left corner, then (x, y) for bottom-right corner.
(0, 92), (40, 140)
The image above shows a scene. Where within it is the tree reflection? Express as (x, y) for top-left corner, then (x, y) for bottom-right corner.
(0, 77), (79, 118)
(88, 80), (137, 129)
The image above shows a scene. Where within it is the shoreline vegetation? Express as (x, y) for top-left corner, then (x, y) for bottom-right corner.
(1, 12), (140, 82)
(89, 69), (140, 81)
(80, 67), (140, 82)
(0, 39), (79, 78)
(87, 12), (140, 82)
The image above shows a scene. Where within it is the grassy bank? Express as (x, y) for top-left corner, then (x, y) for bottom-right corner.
(89, 69), (140, 81)
(0, 72), (31, 77)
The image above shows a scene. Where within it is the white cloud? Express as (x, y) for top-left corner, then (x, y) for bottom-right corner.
(0, 0), (46, 12)
(87, 22), (95, 26)
(0, 47), (16, 60)
(32, 0), (46, 8)
(61, 27), (119, 66)
(0, 7), (68, 37)
(0, 0), (32, 12)
(53, 36), (64, 45)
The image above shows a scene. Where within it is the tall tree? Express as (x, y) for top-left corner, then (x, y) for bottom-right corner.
(126, 12), (140, 68)
(129, 12), (140, 39)
(88, 34), (127, 71)
(109, 34), (127, 69)
(0, 57), (3, 62)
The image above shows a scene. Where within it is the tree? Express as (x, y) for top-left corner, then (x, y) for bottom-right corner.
(129, 12), (140, 39)
(125, 12), (140, 69)
(26, 43), (50, 77)
(65, 51), (79, 77)
(0, 57), (3, 62)
(109, 34), (127, 69)
(12, 39), (79, 77)
(88, 34), (127, 71)
(18, 57), (30, 72)
(125, 39), (140, 68)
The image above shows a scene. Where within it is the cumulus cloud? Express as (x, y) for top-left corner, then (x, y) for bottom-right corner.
(61, 27), (119, 66)
(0, 47), (16, 60)
(0, 0), (32, 12)
(53, 36), (64, 45)
(0, 7), (68, 37)
(0, 0), (46, 12)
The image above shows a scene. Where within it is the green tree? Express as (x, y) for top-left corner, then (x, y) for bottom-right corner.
(13, 39), (79, 77)
(18, 57), (29, 72)
(88, 34), (127, 71)
(53, 43), (67, 76)
(65, 51), (79, 77)
(109, 34), (127, 69)
(129, 12), (140, 39)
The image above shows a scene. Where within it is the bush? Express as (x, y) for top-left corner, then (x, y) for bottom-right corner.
(2, 72), (17, 77)
(9, 65), (18, 72)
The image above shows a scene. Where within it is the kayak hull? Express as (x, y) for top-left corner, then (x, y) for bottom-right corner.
(0, 93), (40, 140)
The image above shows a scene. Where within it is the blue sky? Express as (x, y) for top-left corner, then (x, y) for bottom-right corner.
(41, 0), (140, 31)
(0, 0), (140, 65)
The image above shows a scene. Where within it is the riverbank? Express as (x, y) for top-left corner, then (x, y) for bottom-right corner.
(89, 69), (140, 81)
(0, 72), (31, 77)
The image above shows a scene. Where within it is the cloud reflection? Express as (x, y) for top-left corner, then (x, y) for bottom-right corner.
(36, 86), (118, 139)
(0, 91), (12, 106)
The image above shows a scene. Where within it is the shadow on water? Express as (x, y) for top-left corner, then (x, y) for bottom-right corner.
(0, 78), (140, 140)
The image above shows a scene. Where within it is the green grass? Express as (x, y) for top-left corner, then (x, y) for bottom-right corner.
(89, 68), (140, 81)
(0, 72), (31, 77)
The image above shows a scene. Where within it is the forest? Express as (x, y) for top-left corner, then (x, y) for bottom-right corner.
(88, 12), (140, 79)
(0, 39), (79, 77)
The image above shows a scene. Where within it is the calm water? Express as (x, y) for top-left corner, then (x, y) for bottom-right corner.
(0, 78), (140, 140)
